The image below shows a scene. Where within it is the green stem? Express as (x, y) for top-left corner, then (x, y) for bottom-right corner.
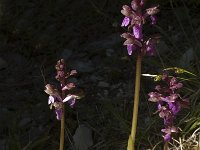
(59, 105), (65, 150)
(129, 54), (142, 149)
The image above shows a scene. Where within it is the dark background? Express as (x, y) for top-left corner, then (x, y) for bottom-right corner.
(0, 0), (200, 149)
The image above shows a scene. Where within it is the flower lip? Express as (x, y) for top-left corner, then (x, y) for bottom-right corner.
(121, 17), (130, 27)
(163, 133), (171, 142)
(55, 109), (62, 120)
(48, 95), (55, 105)
(127, 44), (134, 55)
(133, 24), (143, 39)
(150, 15), (157, 24)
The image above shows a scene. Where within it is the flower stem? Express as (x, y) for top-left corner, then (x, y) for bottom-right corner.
(129, 54), (142, 149)
(164, 142), (168, 150)
(59, 104), (65, 150)
(60, 81), (65, 150)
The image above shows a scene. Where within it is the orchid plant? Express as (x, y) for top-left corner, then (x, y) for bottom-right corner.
(44, 59), (82, 150)
(148, 73), (190, 142)
(120, 0), (159, 149)
(120, 1), (191, 149)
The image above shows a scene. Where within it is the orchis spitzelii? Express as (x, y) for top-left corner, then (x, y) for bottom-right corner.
(44, 59), (78, 120)
(148, 73), (189, 142)
(44, 59), (82, 150)
(120, 0), (160, 149)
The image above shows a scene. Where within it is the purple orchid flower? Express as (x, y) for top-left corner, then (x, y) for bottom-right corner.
(148, 73), (189, 141)
(44, 59), (80, 120)
(121, 0), (160, 56)
(161, 126), (178, 142)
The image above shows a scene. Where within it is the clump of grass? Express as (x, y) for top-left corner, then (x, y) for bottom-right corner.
(170, 127), (200, 150)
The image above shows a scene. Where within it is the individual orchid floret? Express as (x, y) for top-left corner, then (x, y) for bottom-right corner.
(145, 5), (160, 16)
(62, 83), (76, 91)
(45, 84), (64, 120)
(121, 33), (142, 47)
(63, 94), (79, 108)
(161, 126), (178, 142)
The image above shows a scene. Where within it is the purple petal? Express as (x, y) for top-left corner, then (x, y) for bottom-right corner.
(150, 15), (157, 25)
(163, 133), (171, 142)
(164, 117), (173, 126)
(127, 44), (133, 55)
(168, 102), (181, 115)
(121, 17), (130, 27)
(55, 109), (62, 120)
(146, 44), (156, 56)
(68, 98), (76, 108)
(157, 103), (162, 110)
(127, 44), (136, 55)
(48, 96), (55, 105)
(133, 25), (143, 39)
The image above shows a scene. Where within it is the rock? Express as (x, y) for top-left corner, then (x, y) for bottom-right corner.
(61, 49), (73, 60)
(106, 49), (115, 57)
(19, 118), (32, 127)
(179, 48), (194, 67)
(0, 140), (6, 150)
(73, 124), (93, 150)
(0, 58), (7, 70)
(70, 61), (94, 73)
(90, 75), (103, 82)
(85, 33), (122, 50)
(156, 40), (169, 54)
(97, 81), (110, 88)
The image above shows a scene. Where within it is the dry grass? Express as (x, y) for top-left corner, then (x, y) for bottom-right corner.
(169, 127), (200, 150)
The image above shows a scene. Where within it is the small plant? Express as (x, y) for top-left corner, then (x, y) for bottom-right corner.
(44, 59), (82, 150)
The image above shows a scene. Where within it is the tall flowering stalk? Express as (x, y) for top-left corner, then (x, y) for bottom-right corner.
(120, 0), (159, 149)
(44, 59), (80, 150)
(148, 73), (189, 148)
